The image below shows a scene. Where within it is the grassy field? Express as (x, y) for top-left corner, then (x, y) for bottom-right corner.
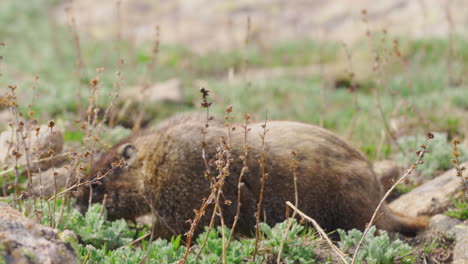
(2, 1), (467, 159)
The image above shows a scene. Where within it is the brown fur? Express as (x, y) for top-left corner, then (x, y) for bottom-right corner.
(75, 112), (427, 239)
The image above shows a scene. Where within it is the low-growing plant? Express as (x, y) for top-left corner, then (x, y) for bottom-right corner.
(259, 220), (317, 264)
(67, 203), (135, 249)
(396, 132), (468, 177)
(338, 226), (414, 264)
(78, 218), (323, 264)
(20, 199), (136, 249)
(193, 226), (256, 264)
(445, 197), (468, 220)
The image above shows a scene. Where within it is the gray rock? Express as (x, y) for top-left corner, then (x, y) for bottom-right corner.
(0, 124), (64, 172)
(0, 204), (78, 264)
(429, 214), (462, 235)
(453, 224), (468, 263)
(31, 166), (72, 199)
(389, 162), (468, 217)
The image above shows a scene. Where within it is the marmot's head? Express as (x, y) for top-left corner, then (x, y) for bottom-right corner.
(74, 143), (140, 219)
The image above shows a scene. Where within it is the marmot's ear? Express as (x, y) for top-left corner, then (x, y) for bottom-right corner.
(117, 143), (137, 165)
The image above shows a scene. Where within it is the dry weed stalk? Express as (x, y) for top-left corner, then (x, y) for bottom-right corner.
(197, 106), (234, 264)
(181, 94), (238, 264)
(350, 132), (434, 264)
(341, 42), (360, 140)
(95, 0), (125, 134)
(444, 0), (456, 87)
(27, 77), (40, 217)
(241, 16), (251, 81)
(179, 88), (216, 264)
(142, 193), (178, 251)
(82, 247), (92, 264)
(286, 201), (349, 264)
(361, 9), (404, 156)
(9, 84), (38, 214)
(96, 67), (123, 136)
(47, 120), (59, 227)
(133, 25), (160, 132)
(33, 127), (45, 219)
(107, 0), (124, 128)
(56, 167), (73, 229)
(276, 150), (300, 263)
(66, 0), (86, 116)
(216, 106), (235, 264)
(5, 85), (23, 211)
(219, 113), (251, 261)
(451, 139), (468, 202)
(253, 112), (268, 261)
(79, 68), (105, 174)
(47, 159), (125, 202)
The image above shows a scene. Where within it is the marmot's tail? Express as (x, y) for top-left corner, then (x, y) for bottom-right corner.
(376, 206), (428, 236)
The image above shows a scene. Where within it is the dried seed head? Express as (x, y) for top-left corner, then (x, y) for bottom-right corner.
(200, 87), (209, 98)
(425, 132), (434, 139)
(90, 78), (99, 87)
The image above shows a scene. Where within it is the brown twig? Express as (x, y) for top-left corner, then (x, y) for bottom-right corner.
(133, 25), (160, 133)
(179, 88), (216, 264)
(127, 232), (151, 247)
(47, 159), (124, 202)
(276, 150), (300, 263)
(253, 111), (268, 261)
(82, 246), (92, 264)
(218, 113), (251, 262)
(195, 107), (234, 263)
(451, 139), (468, 202)
(350, 132), (434, 264)
(286, 201), (349, 264)
(361, 10), (405, 155)
(67, 0), (87, 117)
(341, 42), (360, 140)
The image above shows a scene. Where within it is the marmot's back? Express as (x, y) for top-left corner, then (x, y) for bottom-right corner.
(76, 113), (428, 239)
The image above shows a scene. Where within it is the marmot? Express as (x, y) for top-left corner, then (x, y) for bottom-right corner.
(75, 112), (427, 239)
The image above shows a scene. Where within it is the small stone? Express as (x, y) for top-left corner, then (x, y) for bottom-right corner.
(429, 214), (461, 236)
